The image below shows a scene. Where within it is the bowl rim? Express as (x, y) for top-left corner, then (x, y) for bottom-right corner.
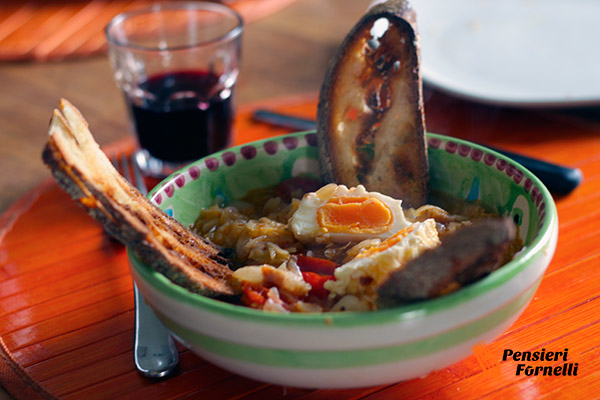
(131, 131), (557, 327)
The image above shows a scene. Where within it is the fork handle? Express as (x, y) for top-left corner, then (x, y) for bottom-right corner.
(134, 283), (179, 378)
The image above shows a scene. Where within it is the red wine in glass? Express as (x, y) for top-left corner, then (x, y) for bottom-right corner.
(127, 70), (233, 163)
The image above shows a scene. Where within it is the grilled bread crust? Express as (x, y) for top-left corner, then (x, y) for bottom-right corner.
(317, 0), (428, 208)
(42, 99), (237, 297)
(376, 218), (517, 306)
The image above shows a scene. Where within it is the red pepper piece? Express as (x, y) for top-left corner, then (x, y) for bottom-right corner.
(241, 282), (268, 309)
(302, 271), (334, 299)
(297, 255), (339, 275)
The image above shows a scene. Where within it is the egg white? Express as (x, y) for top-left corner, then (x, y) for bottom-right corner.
(324, 219), (440, 303)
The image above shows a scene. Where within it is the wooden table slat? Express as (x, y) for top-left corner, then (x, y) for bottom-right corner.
(0, 0), (300, 61)
(10, 312), (133, 370)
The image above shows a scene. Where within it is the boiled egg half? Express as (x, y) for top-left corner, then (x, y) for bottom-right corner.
(290, 184), (410, 244)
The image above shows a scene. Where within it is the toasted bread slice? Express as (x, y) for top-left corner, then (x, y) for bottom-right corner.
(42, 99), (237, 297)
(317, 0), (428, 207)
(376, 218), (517, 307)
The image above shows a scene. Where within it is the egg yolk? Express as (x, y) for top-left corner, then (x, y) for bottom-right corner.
(316, 196), (393, 234)
(356, 225), (416, 258)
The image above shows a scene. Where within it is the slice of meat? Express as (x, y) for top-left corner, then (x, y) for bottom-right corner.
(376, 218), (517, 307)
(317, 0), (428, 207)
(42, 99), (238, 297)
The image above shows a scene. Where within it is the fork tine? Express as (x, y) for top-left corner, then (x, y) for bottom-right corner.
(112, 151), (149, 196)
(120, 153), (134, 184)
(130, 153), (148, 196)
(110, 153), (119, 170)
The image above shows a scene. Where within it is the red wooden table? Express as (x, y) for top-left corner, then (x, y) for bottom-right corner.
(1, 92), (599, 399)
(0, 0), (299, 61)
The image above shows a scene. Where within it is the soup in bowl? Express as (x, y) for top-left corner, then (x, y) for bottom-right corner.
(127, 131), (557, 388)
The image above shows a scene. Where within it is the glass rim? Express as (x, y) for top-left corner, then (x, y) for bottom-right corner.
(105, 1), (243, 52)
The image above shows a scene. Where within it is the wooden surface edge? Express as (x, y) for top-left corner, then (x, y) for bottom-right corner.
(0, 338), (53, 400)
(0, 181), (56, 400)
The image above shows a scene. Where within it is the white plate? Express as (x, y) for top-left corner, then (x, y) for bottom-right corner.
(412, 0), (600, 107)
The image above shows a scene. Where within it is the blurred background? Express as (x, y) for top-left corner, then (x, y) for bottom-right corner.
(0, 0), (370, 214)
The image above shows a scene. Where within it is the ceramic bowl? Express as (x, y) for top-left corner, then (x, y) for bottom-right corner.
(127, 132), (558, 388)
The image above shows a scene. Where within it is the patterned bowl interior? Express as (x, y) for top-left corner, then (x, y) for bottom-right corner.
(135, 131), (556, 322)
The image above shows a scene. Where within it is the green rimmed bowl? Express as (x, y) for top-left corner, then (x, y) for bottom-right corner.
(127, 132), (558, 388)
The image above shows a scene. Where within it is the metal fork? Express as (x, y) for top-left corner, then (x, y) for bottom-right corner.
(113, 152), (179, 378)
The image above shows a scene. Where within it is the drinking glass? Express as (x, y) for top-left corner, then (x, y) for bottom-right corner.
(106, 2), (243, 177)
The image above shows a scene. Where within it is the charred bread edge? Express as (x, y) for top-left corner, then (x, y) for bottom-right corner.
(42, 99), (237, 297)
(316, 0), (428, 207)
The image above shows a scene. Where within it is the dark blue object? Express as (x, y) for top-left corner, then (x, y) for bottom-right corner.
(252, 109), (583, 196)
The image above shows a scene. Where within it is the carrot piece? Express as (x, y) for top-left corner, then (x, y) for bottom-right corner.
(241, 282), (268, 308)
(297, 255), (339, 275)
